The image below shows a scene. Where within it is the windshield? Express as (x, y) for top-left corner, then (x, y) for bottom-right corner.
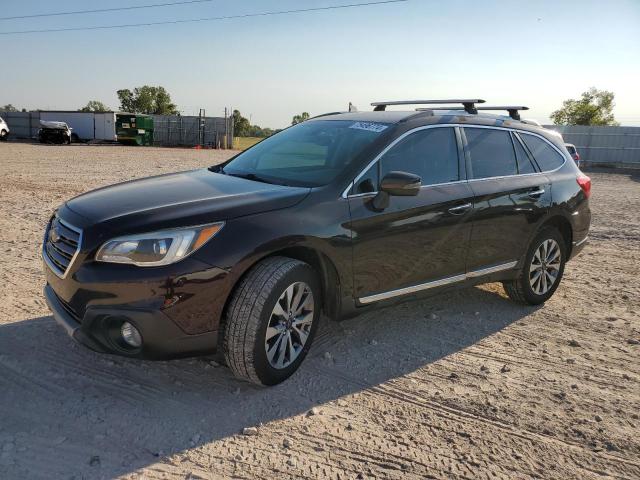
(220, 120), (390, 187)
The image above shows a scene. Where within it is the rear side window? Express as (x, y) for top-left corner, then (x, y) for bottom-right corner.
(464, 128), (517, 179)
(566, 145), (576, 155)
(512, 134), (537, 174)
(379, 127), (459, 185)
(520, 133), (565, 171)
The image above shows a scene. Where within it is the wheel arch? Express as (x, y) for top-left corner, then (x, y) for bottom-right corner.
(216, 243), (343, 359)
(264, 246), (342, 320)
(538, 214), (573, 258)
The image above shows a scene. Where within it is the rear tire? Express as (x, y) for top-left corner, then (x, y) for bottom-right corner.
(0, 130), (7, 141)
(503, 227), (566, 305)
(223, 256), (321, 386)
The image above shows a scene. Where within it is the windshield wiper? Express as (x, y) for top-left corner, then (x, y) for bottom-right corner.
(226, 172), (287, 186)
(209, 166), (289, 186)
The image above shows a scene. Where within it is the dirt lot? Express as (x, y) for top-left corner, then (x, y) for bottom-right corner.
(0, 142), (638, 480)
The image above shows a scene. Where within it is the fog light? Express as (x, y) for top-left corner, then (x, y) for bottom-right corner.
(121, 322), (142, 348)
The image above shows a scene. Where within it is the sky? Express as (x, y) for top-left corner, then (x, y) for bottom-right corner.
(1, 0), (639, 128)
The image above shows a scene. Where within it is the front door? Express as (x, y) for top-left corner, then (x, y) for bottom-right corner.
(462, 127), (551, 271)
(348, 126), (474, 302)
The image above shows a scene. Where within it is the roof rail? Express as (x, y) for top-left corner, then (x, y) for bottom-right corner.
(476, 106), (529, 121)
(371, 99), (485, 114)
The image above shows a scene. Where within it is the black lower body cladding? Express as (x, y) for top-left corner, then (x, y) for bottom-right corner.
(45, 284), (218, 358)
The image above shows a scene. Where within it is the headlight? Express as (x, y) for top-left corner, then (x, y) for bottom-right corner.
(95, 223), (224, 267)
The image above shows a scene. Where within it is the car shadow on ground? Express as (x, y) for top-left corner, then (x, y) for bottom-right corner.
(0, 285), (539, 478)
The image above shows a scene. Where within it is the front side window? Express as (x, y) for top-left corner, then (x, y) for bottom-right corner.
(465, 128), (517, 179)
(221, 120), (390, 187)
(520, 133), (565, 171)
(378, 127), (459, 185)
(352, 163), (379, 194)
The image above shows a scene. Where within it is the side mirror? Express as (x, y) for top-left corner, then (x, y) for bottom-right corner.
(380, 171), (422, 196)
(371, 171), (421, 210)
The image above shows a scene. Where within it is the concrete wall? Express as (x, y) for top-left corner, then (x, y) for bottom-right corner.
(547, 125), (640, 168)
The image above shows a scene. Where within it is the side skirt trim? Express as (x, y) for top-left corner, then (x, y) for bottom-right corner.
(357, 261), (518, 305)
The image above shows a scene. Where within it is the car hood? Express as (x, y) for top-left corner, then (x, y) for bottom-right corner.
(64, 168), (310, 235)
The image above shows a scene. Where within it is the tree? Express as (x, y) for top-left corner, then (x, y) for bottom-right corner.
(550, 88), (619, 126)
(247, 125), (275, 137)
(2, 104), (18, 112)
(79, 100), (109, 112)
(231, 110), (276, 138)
(116, 86), (179, 115)
(291, 112), (310, 125)
(232, 110), (252, 137)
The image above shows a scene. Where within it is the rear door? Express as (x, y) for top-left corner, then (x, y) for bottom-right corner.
(348, 126), (475, 302)
(463, 127), (551, 271)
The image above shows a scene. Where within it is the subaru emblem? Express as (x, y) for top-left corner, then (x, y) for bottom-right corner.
(49, 225), (60, 243)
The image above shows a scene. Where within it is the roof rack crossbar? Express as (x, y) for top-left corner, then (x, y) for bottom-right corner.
(416, 105), (530, 120)
(476, 106), (529, 121)
(371, 99), (485, 114)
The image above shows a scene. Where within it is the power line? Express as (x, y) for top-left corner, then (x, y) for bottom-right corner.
(0, 0), (409, 35)
(0, 0), (215, 21)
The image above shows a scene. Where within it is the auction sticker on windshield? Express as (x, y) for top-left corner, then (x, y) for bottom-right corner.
(349, 122), (389, 133)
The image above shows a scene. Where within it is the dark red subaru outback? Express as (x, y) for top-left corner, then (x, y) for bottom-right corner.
(43, 99), (591, 385)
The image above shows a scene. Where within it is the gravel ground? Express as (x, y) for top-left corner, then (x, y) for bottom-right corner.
(0, 142), (639, 479)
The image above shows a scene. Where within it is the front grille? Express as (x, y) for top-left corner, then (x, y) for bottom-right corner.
(44, 215), (82, 277)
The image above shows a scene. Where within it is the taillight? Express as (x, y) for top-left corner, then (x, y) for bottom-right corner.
(575, 153), (580, 161)
(577, 174), (591, 199)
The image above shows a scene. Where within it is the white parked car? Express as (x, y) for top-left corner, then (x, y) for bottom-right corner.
(0, 116), (9, 141)
(565, 143), (581, 168)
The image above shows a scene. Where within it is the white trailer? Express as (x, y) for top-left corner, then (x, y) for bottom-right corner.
(39, 111), (117, 141)
(93, 113), (117, 141)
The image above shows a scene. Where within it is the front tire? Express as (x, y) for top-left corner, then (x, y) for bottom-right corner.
(503, 227), (566, 305)
(223, 256), (321, 386)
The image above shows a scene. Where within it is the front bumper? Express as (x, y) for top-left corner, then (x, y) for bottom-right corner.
(45, 284), (218, 359)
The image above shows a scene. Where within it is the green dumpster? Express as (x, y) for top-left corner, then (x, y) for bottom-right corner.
(116, 114), (154, 146)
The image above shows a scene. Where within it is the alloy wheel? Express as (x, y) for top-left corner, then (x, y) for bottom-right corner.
(529, 239), (562, 295)
(265, 281), (314, 369)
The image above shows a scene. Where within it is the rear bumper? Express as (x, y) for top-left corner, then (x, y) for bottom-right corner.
(45, 284), (218, 359)
(570, 235), (588, 260)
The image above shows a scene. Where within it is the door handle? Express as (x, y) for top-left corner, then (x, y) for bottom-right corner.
(528, 188), (545, 199)
(448, 202), (472, 215)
